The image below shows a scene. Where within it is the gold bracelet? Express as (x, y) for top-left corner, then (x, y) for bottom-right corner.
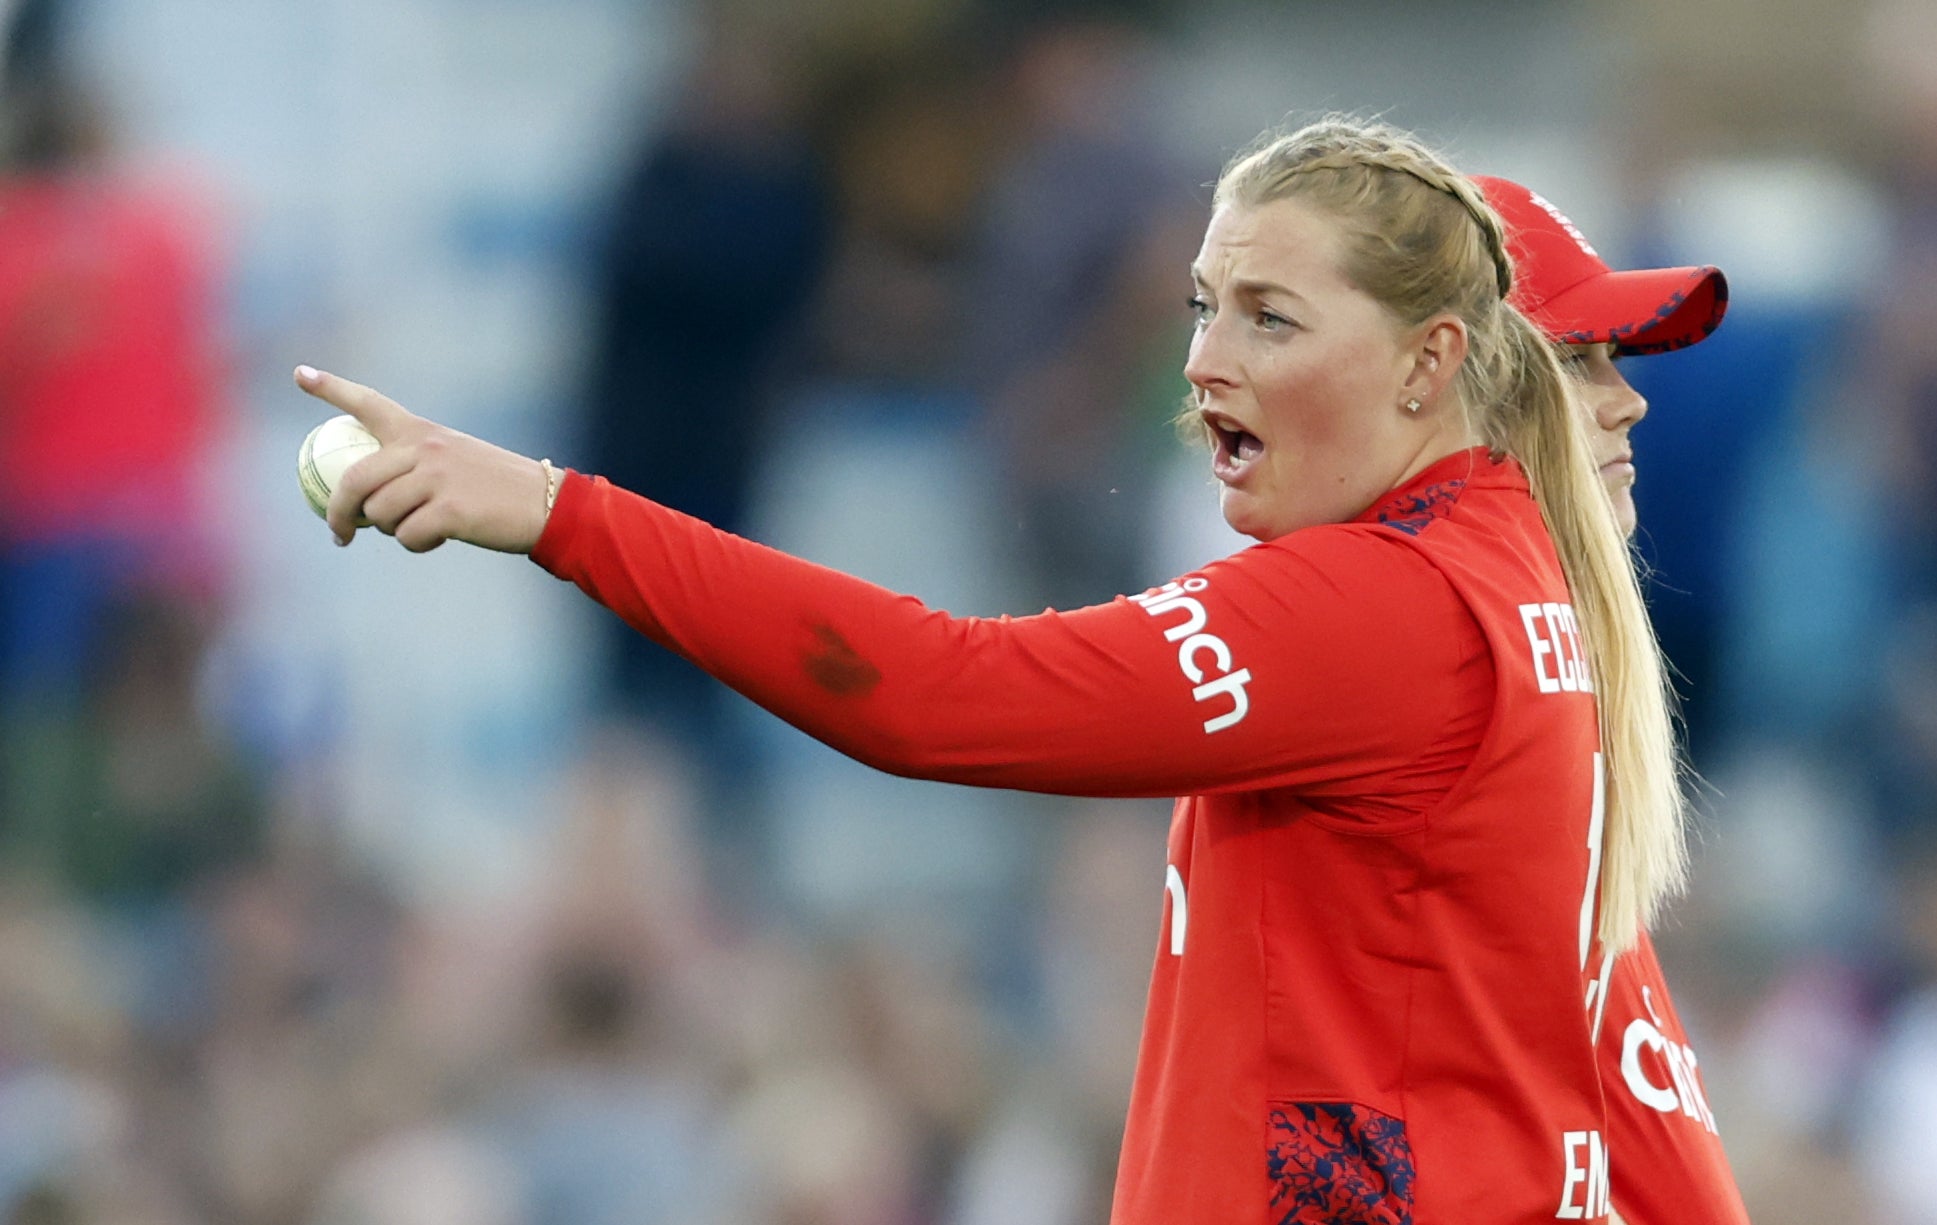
(539, 458), (563, 513)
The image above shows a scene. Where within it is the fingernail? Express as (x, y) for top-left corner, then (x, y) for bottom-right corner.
(296, 364), (320, 382)
(334, 533), (349, 547)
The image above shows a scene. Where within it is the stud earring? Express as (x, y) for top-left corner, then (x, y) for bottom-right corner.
(1405, 398), (1422, 413)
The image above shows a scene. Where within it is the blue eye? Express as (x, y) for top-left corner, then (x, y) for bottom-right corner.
(1255, 310), (1290, 331)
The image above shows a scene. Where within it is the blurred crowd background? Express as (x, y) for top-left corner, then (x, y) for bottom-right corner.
(0, 0), (1934, 1221)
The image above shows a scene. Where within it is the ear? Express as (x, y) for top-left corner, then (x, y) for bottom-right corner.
(1399, 314), (1469, 413)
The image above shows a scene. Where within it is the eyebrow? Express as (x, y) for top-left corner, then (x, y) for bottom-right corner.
(1190, 268), (1309, 304)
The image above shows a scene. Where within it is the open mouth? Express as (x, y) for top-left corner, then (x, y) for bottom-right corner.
(1202, 410), (1264, 481)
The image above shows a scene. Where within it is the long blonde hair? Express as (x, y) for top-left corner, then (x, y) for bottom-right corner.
(1215, 118), (1686, 952)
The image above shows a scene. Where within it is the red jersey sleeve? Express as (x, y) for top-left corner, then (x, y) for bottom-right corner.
(532, 472), (1490, 803)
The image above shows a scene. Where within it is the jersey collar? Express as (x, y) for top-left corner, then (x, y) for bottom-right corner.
(1355, 446), (1528, 536)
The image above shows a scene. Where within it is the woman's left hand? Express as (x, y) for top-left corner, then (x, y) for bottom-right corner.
(295, 365), (552, 555)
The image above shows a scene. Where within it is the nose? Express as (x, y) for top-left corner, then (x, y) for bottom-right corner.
(1600, 364), (1648, 432)
(1183, 321), (1236, 396)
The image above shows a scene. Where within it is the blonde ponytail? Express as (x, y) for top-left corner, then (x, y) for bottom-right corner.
(1216, 117), (1687, 952)
(1485, 312), (1688, 950)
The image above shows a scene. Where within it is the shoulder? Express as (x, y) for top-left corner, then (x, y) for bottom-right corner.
(1217, 521), (1457, 594)
(1186, 524), (1478, 649)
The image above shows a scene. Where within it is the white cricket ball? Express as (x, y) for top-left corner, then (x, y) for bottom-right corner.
(298, 414), (380, 524)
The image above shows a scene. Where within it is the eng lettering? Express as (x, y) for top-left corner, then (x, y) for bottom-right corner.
(1556, 1129), (1610, 1220)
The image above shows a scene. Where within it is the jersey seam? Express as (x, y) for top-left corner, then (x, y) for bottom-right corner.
(1275, 527), (1493, 841)
(1398, 812), (1426, 1200)
(1382, 534), (1513, 835)
(1257, 808), (1273, 1174)
(1297, 809), (1431, 838)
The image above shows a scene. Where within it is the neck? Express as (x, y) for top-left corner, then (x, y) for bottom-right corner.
(1391, 413), (1484, 489)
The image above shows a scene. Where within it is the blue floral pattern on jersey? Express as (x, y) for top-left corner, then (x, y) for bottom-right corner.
(1375, 479), (1465, 536)
(1267, 1102), (1415, 1224)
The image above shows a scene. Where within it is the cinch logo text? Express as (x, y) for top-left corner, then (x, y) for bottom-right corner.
(1621, 986), (1719, 1135)
(1132, 578), (1252, 734)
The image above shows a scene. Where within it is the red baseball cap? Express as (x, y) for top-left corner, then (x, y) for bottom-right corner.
(1473, 175), (1728, 356)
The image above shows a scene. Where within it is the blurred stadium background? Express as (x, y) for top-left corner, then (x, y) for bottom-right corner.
(1, 0), (1934, 1220)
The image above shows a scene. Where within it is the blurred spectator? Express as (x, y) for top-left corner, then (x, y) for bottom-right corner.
(1856, 0), (1937, 846)
(956, 11), (1199, 609)
(9, 594), (260, 905)
(735, 18), (1037, 932)
(1862, 0), (1937, 579)
(577, 3), (834, 795)
(0, 0), (245, 887)
(0, 0), (227, 694)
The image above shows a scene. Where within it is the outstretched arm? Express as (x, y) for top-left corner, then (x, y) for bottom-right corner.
(295, 366), (1489, 802)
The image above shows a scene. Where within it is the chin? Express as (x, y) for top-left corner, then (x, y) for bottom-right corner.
(1219, 488), (1289, 542)
(1612, 493), (1638, 538)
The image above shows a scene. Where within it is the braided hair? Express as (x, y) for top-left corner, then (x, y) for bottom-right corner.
(1212, 117), (1688, 952)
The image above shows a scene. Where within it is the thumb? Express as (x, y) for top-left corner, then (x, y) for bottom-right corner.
(294, 365), (413, 441)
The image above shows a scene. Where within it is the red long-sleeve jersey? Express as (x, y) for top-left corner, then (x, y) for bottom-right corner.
(1596, 936), (1750, 1224)
(533, 446), (1614, 1223)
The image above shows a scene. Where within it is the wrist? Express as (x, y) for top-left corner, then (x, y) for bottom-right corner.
(528, 461), (580, 568)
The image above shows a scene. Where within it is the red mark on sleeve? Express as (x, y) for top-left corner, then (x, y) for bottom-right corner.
(801, 623), (882, 696)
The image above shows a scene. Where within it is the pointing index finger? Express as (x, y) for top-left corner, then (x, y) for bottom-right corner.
(294, 365), (412, 441)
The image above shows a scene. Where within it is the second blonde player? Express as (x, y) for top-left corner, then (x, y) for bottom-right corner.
(1477, 173), (1746, 1225)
